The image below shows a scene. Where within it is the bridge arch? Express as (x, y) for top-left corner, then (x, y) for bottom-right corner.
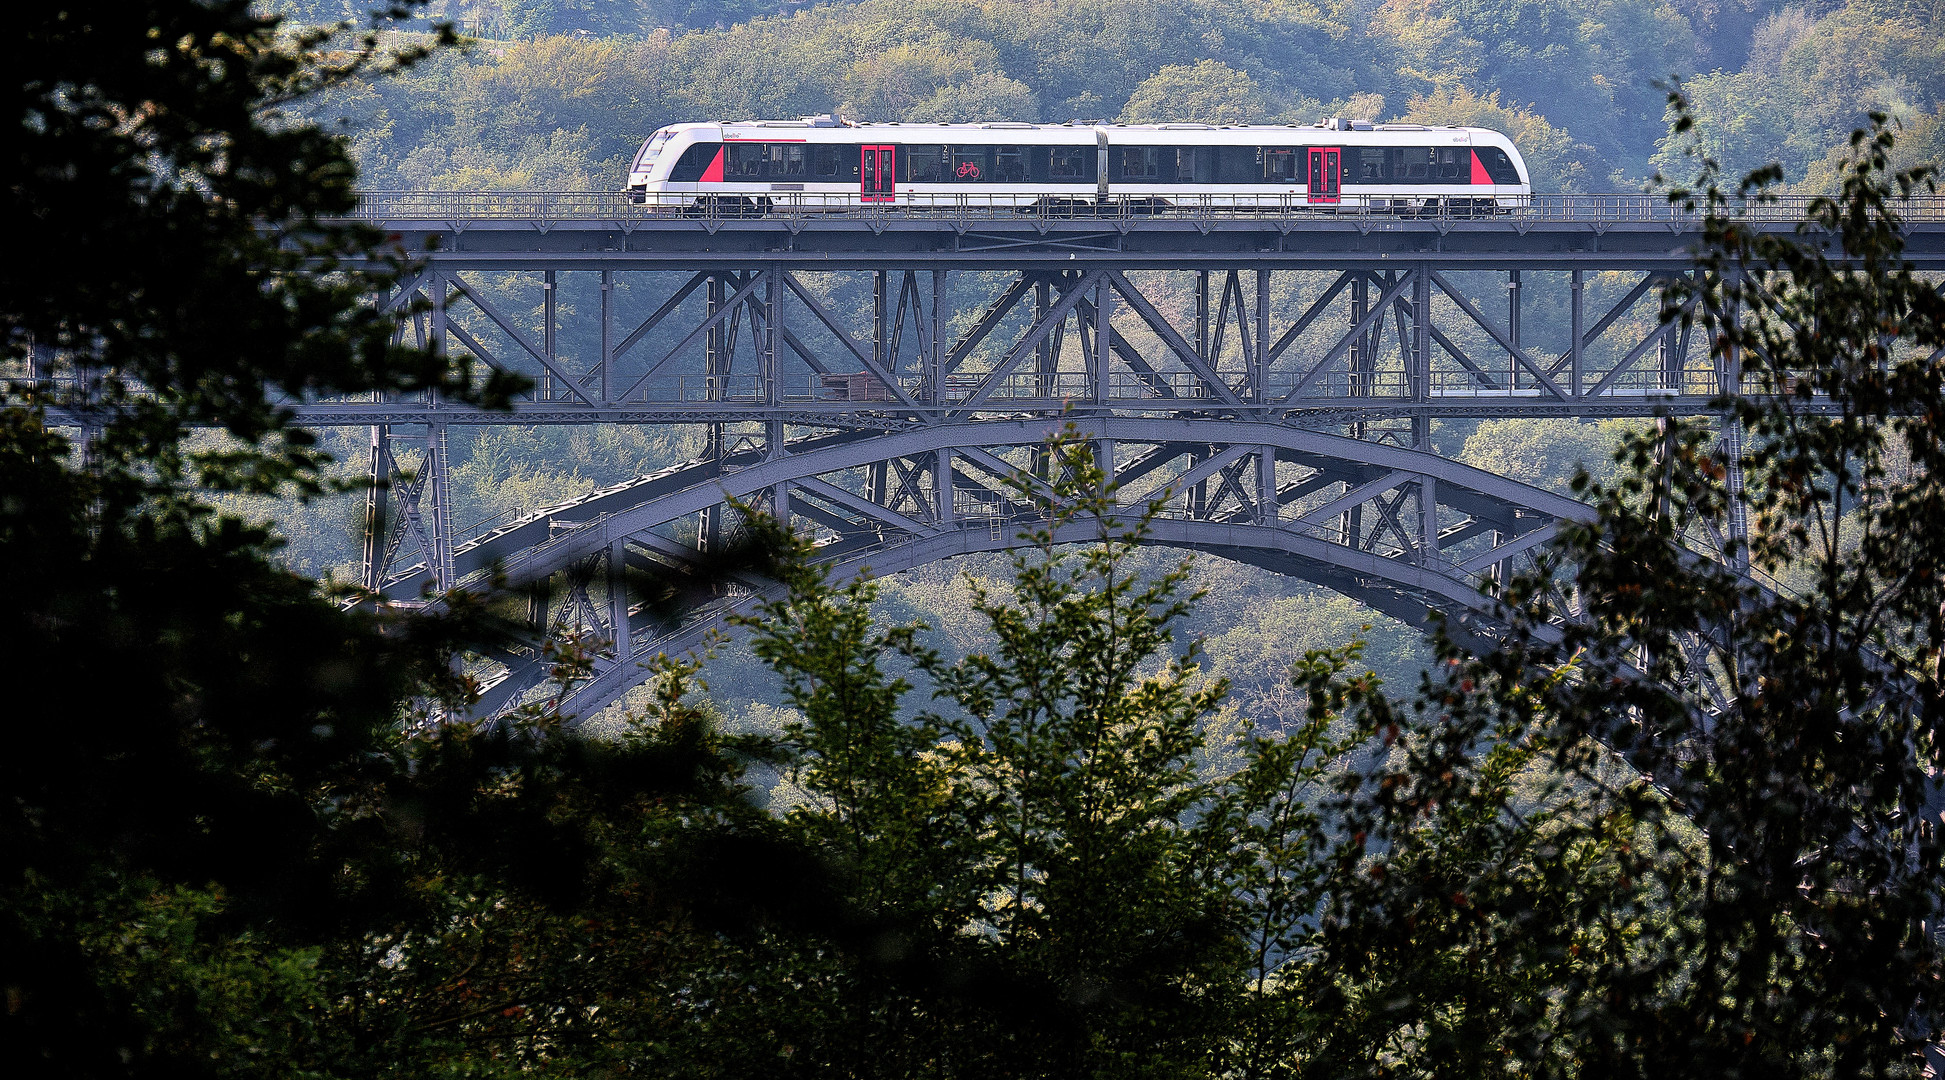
(400, 417), (1591, 718)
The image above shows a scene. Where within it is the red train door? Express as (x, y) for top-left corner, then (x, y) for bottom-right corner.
(1307, 147), (1340, 204)
(862, 145), (895, 202)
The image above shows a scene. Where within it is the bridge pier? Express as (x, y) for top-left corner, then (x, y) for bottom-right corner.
(360, 424), (390, 593)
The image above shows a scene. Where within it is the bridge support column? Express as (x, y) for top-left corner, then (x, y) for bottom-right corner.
(1653, 417), (1677, 525)
(928, 270), (944, 402)
(1032, 275), (1054, 478)
(1570, 269), (1584, 400)
(608, 536), (632, 665)
(361, 424), (391, 592)
(542, 270), (557, 402)
(1188, 446), (1208, 518)
(936, 447), (954, 525)
(1255, 270), (1271, 403)
(1093, 274), (1110, 402)
(1723, 419), (1749, 572)
(1413, 265), (1432, 401)
(929, 449), (953, 525)
(1508, 270), (1522, 389)
(527, 579), (549, 635)
(1415, 415), (1438, 567)
(423, 274), (456, 592)
(1260, 270), (1275, 404)
(1659, 320), (1689, 393)
(761, 271), (780, 405)
(1721, 270), (1749, 573)
(1659, 321), (1675, 392)
(426, 423), (455, 591)
(1035, 277), (1053, 397)
(1349, 273), (1369, 400)
(767, 418), (789, 530)
(1343, 276), (1371, 546)
(427, 266), (447, 368)
(873, 270), (887, 374)
(701, 274), (726, 552)
(1662, 277), (1692, 392)
(869, 459), (890, 529)
(600, 269), (613, 403)
(1196, 271), (1210, 362)
(1257, 446), (1276, 524)
(1419, 474), (1439, 566)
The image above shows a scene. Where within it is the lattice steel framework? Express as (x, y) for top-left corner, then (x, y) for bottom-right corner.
(325, 196), (1945, 716)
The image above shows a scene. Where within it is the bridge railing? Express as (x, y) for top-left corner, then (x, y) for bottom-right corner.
(345, 189), (1945, 224)
(504, 366), (1734, 406)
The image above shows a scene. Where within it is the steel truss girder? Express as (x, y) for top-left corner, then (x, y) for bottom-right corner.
(432, 417), (1589, 718)
(353, 264), (1731, 429)
(513, 515), (1562, 721)
(361, 424), (459, 593)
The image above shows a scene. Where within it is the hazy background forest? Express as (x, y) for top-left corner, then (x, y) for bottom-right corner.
(251, 0), (1945, 729)
(281, 0), (1945, 190)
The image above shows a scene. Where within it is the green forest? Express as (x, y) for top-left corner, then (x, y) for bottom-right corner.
(10, 0), (1945, 1078)
(284, 0), (1945, 193)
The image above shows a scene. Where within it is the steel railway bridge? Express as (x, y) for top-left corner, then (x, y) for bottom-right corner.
(318, 191), (1945, 718)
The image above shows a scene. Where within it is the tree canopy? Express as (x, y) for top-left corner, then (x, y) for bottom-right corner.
(306, 0), (1945, 192)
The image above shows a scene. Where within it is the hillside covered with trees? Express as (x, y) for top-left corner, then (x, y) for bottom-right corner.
(288, 0), (1945, 192)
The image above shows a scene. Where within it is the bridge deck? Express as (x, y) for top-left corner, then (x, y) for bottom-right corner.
(343, 192), (1945, 269)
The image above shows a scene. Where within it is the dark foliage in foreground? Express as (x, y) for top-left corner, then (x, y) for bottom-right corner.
(0, 3), (780, 1075)
(1304, 102), (1945, 1077)
(7, 1), (1945, 1075)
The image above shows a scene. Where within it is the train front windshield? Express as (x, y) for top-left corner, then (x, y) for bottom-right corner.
(633, 130), (674, 172)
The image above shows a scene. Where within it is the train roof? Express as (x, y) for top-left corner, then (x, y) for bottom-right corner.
(655, 117), (1512, 145)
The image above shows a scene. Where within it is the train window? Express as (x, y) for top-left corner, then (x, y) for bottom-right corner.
(1261, 148), (1300, 183)
(1116, 147), (1161, 181)
(1393, 147), (1429, 181)
(993, 146), (1027, 182)
(1475, 146), (1523, 184)
(726, 143), (767, 178)
(669, 142), (722, 182)
(1215, 146), (1258, 183)
(1050, 146), (1094, 180)
(1027, 146), (1051, 181)
(950, 146), (989, 181)
(899, 145), (947, 183)
(813, 144), (861, 179)
(1167, 148), (1201, 183)
(1433, 147), (1465, 181)
(632, 130), (672, 170)
(766, 143), (808, 178)
(1190, 147), (1218, 183)
(1347, 148), (1387, 183)
(1375, 147), (1475, 184)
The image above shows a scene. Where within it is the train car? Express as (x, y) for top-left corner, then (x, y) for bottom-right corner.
(624, 115), (1530, 215)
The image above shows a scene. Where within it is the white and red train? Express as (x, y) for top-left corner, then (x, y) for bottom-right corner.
(624, 115), (1531, 214)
